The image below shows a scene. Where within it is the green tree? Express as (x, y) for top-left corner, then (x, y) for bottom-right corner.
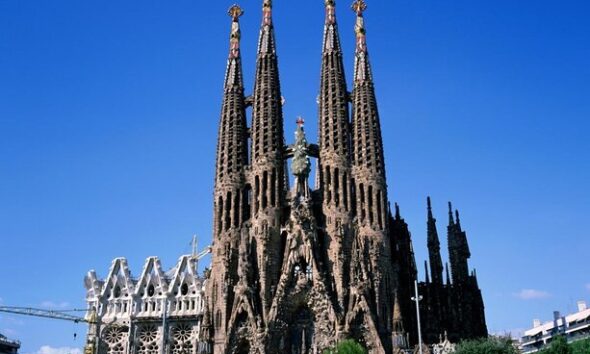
(323, 339), (367, 354)
(454, 336), (517, 354)
(543, 336), (573, 354)
(570, 338), (590, 354)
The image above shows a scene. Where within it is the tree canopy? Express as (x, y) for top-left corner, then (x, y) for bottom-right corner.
(323, 339), (368, 354)
(454, 336), (517, 354)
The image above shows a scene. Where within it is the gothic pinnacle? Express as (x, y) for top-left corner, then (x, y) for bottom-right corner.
(227, 5), (243, 59)
(352, 0), (368, 56)
(325, 0), (336, 25)
(427, 196), (433, 219)
(262, 0), (272, 25)
(448, 201), (455, 225)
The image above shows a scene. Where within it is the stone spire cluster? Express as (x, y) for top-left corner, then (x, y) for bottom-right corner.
(201, 1), (487, 353)
(402, 198), (488, 344)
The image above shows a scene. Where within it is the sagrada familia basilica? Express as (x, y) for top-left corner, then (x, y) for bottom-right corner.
(83, 1), (487, 353)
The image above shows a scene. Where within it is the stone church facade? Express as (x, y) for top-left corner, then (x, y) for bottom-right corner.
(83, 1), (487, 353)
(200, 0), (486, 353)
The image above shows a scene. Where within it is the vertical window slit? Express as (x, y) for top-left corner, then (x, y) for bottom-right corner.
(262, 171), (268, 209)
(334, 167), (340, 207)
(360, 183), (365, 222)
(271, 169), (276, 206)
(225, 191), (232, 231)
(255, 176), (260, 215)
(234, 191), (240, 227)
(368, 185), (374, 225)
(217, 196), (223, 235)
(343, 174), (348, 211)
(377, 189), (383, 230)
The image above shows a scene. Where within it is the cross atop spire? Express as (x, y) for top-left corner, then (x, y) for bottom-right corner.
(296, 116), (305, 127)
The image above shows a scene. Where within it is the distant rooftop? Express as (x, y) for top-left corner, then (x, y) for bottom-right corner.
(520, 300), (590, 353)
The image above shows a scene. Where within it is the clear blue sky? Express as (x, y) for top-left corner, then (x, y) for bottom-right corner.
(1, 0), (589, 351)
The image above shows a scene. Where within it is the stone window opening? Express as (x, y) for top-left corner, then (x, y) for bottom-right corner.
(243, 185), (252, 222)
(359, 183), (365, 222)
(334, 167), (340, 207)
(342, 174), (348, 211)
(113, 285), (121, 299)
(215, 310), (222, 329)
(377, 189), (384, 230)
(147, 284), (155, 297)
(368, 185), (374, 225)
(326, 166), (332, 203)
(262, 171), (268, 209)
(225, 191), (232, 231)
(271, 169), (276, 206)
(217, 197), (223, 235)
(233, 192), (240, 228)
(254, 175), (260, 215)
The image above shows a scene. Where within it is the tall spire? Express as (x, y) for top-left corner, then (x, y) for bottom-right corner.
(427, 197), (444, 285)
(447, 203), (471, 285)
(251, 0), (283, 164)
(351, 0), (388, 230)
(352, 0), (372, 83)
(424, 260), (430, 283)
(318, 0), (352, 201)
(318, 0), (354, 312)
(225, 5), (244, 86)
(256, 0), (275, 52)
(250, 0), (285, 318)
(349, 2), (393, 342)
(207, 6), (249, 352)
(214, 3), (248, 213)
(445, 262), (450, 285)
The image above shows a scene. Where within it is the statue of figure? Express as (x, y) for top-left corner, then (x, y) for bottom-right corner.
(291, 117), (311, 199)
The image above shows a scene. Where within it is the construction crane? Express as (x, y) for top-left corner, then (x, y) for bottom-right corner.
(0, 306), (93, 345)
(0, 306), (90, 323)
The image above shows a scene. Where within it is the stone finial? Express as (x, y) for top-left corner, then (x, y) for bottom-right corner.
(227, 5), (243, 59)
(352, 0), (367, 54)
(325, 0), (336, 25)
(351, 0), (367, 15)
(262, 0), (273, 26)
(228, 4), (244, 20)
